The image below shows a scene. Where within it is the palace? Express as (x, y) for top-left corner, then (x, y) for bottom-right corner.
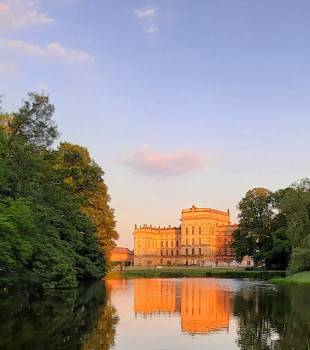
(134, 205), (239, 266)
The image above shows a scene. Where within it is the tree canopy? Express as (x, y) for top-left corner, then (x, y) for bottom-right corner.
(231, 179), (310, 271)
(0, 93), (117, 288)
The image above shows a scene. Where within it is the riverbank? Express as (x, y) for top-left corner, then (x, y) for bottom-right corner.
(269, 271), (310, 285)
(106, 267), (285, 280)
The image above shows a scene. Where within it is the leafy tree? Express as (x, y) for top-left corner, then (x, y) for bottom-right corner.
(7, 92), (58, 148)
(276, 179), (310, 273)
(53, 142), (118, 258)
(0, 93), (112, 288)
(231, 188), (274, 266)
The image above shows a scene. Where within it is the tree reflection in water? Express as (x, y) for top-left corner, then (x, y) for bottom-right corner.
(233, 284), (310, 350)
(0, 281), (118, 350)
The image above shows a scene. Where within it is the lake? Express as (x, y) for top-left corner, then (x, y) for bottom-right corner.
(0, 278), (309, 349)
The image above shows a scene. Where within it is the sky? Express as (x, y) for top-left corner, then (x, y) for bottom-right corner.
(1, 0), (310, 248)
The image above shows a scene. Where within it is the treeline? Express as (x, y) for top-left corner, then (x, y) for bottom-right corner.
(231, 180), (310, 272)
(0, 93), (117, 289)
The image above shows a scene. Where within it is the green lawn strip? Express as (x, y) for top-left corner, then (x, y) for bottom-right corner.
(106, 268), (285, 280)
(269, 271), (310, 285)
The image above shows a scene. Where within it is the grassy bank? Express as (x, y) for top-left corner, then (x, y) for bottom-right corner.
(270, 271), (310, 285)
(106, 267), (285, 280)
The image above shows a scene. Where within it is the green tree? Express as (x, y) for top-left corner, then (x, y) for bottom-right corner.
(53, 142), (118, 259)
(0, 93), (109, 288)
(231, 188), (274, 267)
(276, 179), (310, 273)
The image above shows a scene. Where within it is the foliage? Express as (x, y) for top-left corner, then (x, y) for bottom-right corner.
(289, 248), (310, 274)
(52, 142), (118, 258)
(0, 93), (115, 288)
(231, 179), (310, 271)
(231, 188), (274, 266)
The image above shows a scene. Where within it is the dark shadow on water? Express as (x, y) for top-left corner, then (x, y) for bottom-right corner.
(0, 281), (118, 350)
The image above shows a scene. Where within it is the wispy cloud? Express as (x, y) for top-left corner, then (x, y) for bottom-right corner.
(0, 39), (94, 62)
(122, 146), (206, 177)
(134, 6), (156, 19)
(134, 5), (159, 34)
(0, 0), (53, 33)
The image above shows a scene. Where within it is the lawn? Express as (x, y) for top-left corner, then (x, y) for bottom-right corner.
(106, 267), (285, 280)
(270, 271), (310, 285)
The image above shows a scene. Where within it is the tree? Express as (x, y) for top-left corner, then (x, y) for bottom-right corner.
(53, 143), (118, 260)
(231, 188), (274, 267)
(7, 92), (58, 148)
(276, 178), (310, 273)
(0, 93), (109, 288)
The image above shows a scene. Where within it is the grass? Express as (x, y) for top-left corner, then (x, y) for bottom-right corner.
(106, 267), (285, 280)
(269, 271), (310, 285)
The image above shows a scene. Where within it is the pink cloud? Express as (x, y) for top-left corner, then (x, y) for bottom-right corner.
(122, 146), (206, 176)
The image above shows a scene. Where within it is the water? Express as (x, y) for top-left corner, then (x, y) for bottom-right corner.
(0, 278), (309, 350)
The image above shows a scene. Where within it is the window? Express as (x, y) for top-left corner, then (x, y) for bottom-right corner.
(161, 241), (163, 247)
(166, 250), (168, 256)
(192, 226), (194, 235)
(176, 240), (179, 247)
(171, 250), (174, 256)
(186, 228), (188, 235)
(171, 240), (173, 247)
(166, 241), (168, 248)
(199, 238), (201, 245)
(186, 248), (188, 255)
(199, 248), (202, 255)
(160, 250), (163, 256)
(192, 239), (194, 245)
(199, 227), (201, 235)
(192, 248), (195, 255)
(186, 239), (188, 245)
(176, 250), (179, 256)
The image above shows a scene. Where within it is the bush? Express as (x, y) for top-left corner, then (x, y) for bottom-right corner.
(289, 248), (310, 274)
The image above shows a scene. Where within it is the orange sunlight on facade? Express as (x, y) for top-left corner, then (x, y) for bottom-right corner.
(134, 205), (236, 266)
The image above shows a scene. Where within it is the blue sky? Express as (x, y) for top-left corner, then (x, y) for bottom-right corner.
(1, 0), (310, 248)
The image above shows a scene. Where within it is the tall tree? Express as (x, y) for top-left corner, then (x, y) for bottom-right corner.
(0, 93), (108, 288)
(231, 188), (274, 266)
(53, 142), (118, 260)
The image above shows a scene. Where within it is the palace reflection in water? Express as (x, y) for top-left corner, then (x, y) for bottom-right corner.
(133, 279), (231, 334)
(1, 278), (310, 349)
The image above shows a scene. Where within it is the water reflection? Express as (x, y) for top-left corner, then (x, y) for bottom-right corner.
(0, 281), (118, 350)
(133, 279), (231, 334)
(233, 284), (310, 350)
(1, 279), (309, 350)
(107, 278), (310, 350)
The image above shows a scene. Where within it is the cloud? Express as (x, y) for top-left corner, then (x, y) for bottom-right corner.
(122, 146), (206, 177)
(134, 6), (159, 34)
(134, 6), (156, 19)
(0, 0), (53, 33)
(0, 39), (94, 62)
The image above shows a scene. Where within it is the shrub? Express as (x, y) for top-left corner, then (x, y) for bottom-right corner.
(289, 248), (310, 274)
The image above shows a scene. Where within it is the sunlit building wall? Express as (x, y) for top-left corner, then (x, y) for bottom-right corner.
(133, 205), (236, 266)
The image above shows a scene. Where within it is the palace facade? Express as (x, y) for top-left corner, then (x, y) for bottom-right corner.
(134, 205), (238, 266)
